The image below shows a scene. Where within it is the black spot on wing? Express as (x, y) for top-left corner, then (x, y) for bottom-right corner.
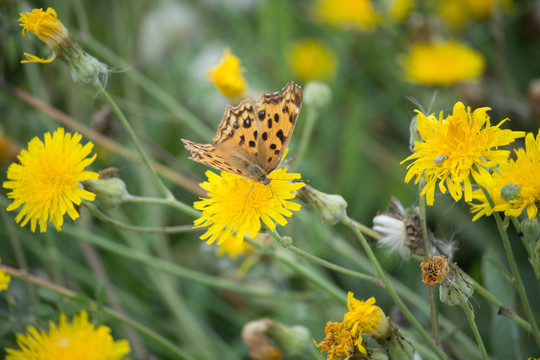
(262, 132), (268, 141)
(268, 157), (272, 163)
(274, 113), (279, 123)
(239, 135), (245, 145)
(249, 140), (256, 148)
(253, 130), (258, 139)
(276, 129), (286, 144)
(233, 121), (239, 129)
(243, 118), (252, 128)
(258, 110), (265, 120)
(267, 118), (272, 129)
(270, 143), (277, 150)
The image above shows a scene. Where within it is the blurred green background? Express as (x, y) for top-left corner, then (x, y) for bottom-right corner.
(1, 0), (539, 359)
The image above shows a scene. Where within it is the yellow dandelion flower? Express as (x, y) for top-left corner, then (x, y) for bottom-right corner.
(288, 39), (337, 82)
(3, 128), (99, 233)
(193, 168), (304, 244)
(0, 259), (11, 292)
(437, 0), (513, 29)
(207, 48), (248, 102)
(5, 310), (130, 360)
(471, 131), (540, 220)
(343, 292), (389, 339)
(19, 7), (108, 84)
(216, 235), (256, 260)
(401, 102), (525, 206)
(402, 41), (486, 86)
(18, 7), (67, 63)
(314, 321), (365, 358)
(313, 0), (380, 32)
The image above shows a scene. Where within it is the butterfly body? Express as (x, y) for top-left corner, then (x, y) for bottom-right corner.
(182, 81), (303, 183)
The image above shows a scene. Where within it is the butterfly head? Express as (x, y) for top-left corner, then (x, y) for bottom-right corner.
(247, 164), (272, 185)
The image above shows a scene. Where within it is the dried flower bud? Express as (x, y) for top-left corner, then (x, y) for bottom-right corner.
(296, 185), (347, 225)
(420, 255), (450, 287)
(242, 319), (284, 360)
(438, 265), (474, 306)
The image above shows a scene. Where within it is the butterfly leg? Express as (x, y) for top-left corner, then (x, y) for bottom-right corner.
(242, 181), (257, 213)
(268, 183), (285, 209)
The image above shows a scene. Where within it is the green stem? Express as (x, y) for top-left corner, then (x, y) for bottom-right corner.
(83, 203), (196, 233)
(123, 194), (200, 218)
(492, 212), (540, 347)
(97, 84), (173, 199)
(0, 265), (194, 360)
(81, 34), (213, 139)
(419, 182), (440, 346)
(510, 216), (540, 281)
(63, 224), (295, 299)
(459, 298), (488, 360)
(294, 105), (317, 168)
(342, 216), (448, 360)
(471, 278), (531, 332)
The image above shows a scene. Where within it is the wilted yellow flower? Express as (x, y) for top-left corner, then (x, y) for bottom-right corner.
(5, 311), (130, 360)
(471, 131), (540, 220)
(314, 321), (365, 358)
(343, 292), (389, 339)
(313, 0), (380, 32)
(207, 48), (248, 102)
(420, 255), (451, 287)
(288, 39), (337, 82)
(3, 128), (99, 232)
(18, 7), (109, 84)
(0, 259), (11, 292)
(402, 102), (525, 205)
(402, 41), (486, 86)
(193, 168), (304, 244)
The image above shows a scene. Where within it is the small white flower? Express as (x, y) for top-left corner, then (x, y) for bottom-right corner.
(373, 214), (410, 259)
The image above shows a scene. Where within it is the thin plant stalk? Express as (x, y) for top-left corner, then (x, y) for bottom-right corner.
(459, 298), (488, 360)
(419, 181), (441, 346)
(342, 216), (448, 360)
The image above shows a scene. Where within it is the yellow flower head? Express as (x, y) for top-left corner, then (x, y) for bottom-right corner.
(5, 311), (130, 360)
(402, 41), (486, 86)
(207, 48), (248, 102)
(0, 259), (11, 292)
(402, 102), (525, 206)
(193, 168), (304, 244)
(313, 0), (380, 32)
(471, 130), (540, 220)
(343, 292), (389, 339)
(3, 128), (99, 233)
(19, 7), (68, 63)
(314, 321), (366, 358)
(438, 0), (513, 29)
(19, 7), (109, 84)
(288, 39), (337, 82)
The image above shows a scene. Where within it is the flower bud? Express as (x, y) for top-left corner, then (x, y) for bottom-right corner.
(82, 177), (128, 209)
(303, 81), (331, 108)
(295, 185), (347, 225)
(439, 264), (474, 306)
(500, 183), (520, 201)
(375, 326), (415, 360)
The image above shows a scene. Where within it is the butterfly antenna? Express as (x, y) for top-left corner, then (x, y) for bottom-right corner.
(243, 181), (256, 213)
(268, 182), (285, 209)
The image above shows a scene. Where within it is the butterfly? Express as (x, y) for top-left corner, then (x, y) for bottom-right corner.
(181, 81), (303, 185)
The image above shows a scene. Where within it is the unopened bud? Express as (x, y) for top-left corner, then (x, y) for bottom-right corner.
(501, 183), (520, 201)
(439, 265), (474, 306)
(82, 177), (128, 209)
(303, 81), (331, 108)
(296, 185), (347, 225)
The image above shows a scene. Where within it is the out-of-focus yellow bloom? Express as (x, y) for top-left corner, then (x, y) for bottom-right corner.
(388, 0), (415, 23)
(437, 0), (513, 29)
(215, 235), (256, 260)
(207, 48), (248, 103)
(313, 0), (380, 32)
(288, 39), (337, 82)
(402, 41), (486, 86)
(18, 7), (109, 84)
(5, 311), (130, 360)
(471, 131), (540, 220)
(0, 259), (10, 292)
